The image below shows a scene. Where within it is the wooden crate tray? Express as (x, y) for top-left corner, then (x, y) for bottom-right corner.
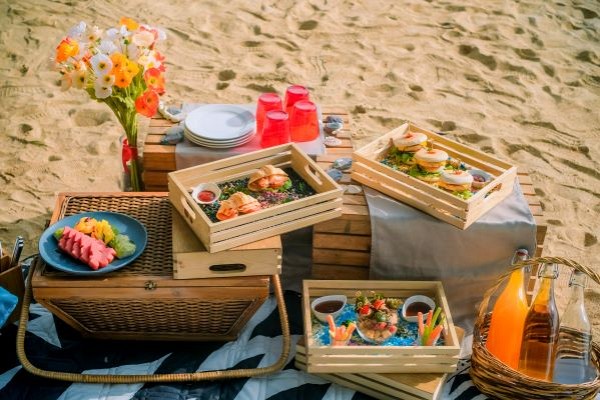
(302, 279), (461, 374)
(172, 210), (282, 279)
(295, 339), (452, 400)
(168, 143), (343, 253)
(352, 123), (517, 229)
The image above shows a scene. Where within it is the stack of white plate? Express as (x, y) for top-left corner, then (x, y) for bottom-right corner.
(183, 104), (256, 148)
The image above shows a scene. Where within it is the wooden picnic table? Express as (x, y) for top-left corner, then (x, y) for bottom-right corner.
(140, 107), (547, 284)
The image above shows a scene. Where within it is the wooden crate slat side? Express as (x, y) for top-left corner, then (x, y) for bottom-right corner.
(291, 146), (341, 192)
(313, 233), (371, 251)
(35, 286), (268, 300)
(143, 145), (176, 170)
(311, 264), (370, 280)
(142, 170), (168, 187)
(169, 154), (292, 189)
(312, 248), (371, 267)
(313, 217), (371, 234)
(294, 360), (406, 400)
(296, 344), (446, 400)
(352, 169), (467, 229)
(306, 363), (457, 374)
(211, 198), (343, 241)
(309, 346), (460, 356)
(209, 208), (342, 253)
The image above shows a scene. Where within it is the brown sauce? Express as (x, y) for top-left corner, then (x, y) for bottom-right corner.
(405, 301), (432, 316)
(314, 300), (343, 314)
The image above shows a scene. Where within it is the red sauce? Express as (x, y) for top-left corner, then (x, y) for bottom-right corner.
(197, 190), (216, 202)
(405, 301), (432, 316)
(314, 300), (343, 314)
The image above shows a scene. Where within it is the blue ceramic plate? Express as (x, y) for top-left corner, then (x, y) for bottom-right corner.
(38, 212), (147, 276)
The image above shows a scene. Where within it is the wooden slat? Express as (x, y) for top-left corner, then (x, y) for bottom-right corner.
(312, 249), (370, 267)
(311, 264), (370, 280)
(314, 233), (371, 251)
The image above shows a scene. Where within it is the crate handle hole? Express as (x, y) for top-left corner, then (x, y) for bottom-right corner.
(304, 164), (323, 186)
(209, 263), (247, 273)
(180, 196), (197, 223)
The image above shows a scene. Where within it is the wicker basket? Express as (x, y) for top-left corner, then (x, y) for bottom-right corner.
(471, 256), (600, 400)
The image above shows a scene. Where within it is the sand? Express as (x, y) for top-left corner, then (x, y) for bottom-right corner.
(0, 1), (599, 331)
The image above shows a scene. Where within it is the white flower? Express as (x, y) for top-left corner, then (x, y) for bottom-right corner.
(98, 39), (118, 55)
(125, 44), (139, 60)
(138, 50), (161, 70)
(132, 31), (154, 47)
(60, 71), (73, 91)
(87, 26), (102, 42)
(99, 73), (115, 87)
(90, 53), (112, 75)
(105, 28), (120, 41)
(94, 84), (112, 99)
(67, 21), (86, 39)
(72, 69), (88, 89)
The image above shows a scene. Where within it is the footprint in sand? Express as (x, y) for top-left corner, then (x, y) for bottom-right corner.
(584, 232), (597, 247)
(299, 20), (318, 30)
(514, 48), (540, 62)
(458, 45), (497, 70)
(73, 109), (112, 127)
(218, 70), (236, 81)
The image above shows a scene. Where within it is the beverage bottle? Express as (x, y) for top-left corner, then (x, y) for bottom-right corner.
(553, 270), (598, 383)
(486, 249), (529, 369)
(518, 263), (560, 381)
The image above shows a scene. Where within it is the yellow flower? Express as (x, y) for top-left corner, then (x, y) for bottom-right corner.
(110, 52), (127, 74)
(125, 60), (139, 77)
(56, 37), (79, 63)
(119, 17), (139, 31)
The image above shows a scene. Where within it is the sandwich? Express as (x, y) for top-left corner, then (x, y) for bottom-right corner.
(409, 148), (449, 183)
(438, 170), (474, 199)
(388, 131), (428, 166)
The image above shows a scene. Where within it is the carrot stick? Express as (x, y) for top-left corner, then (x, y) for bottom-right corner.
(426, 324), (444, 346)
(327, 314), (336, 333)
(418, 312), (425, 336)
(431, 307), (442, 328)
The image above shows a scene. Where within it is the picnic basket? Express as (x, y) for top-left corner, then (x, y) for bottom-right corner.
(470, 256), (600, 400)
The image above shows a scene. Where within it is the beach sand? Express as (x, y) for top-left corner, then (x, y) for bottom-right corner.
(0, 1), (599, 332)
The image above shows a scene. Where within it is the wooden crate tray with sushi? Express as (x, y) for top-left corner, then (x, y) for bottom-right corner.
(352, 122), (517, 229)
(168, 143), (343, 253)
(302, 279), (461, 373)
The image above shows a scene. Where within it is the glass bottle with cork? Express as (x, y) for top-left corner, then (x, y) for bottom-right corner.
(553, 270), (598, 384)
(486, 248), (530, 369)
(518, 263), (560, 381)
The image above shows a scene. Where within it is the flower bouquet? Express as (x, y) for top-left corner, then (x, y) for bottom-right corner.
(53, 18), (167, 191)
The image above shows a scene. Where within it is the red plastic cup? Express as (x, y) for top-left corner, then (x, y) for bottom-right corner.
(290, 100), (319, 142)
(261, 110), (290, 148)
(284, 85), (309, 114)
(255, 93), (283, 136)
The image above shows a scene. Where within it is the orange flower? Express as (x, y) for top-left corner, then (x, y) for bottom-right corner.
(119, 17), (139, 31)
(114, 68), (133, 88)
(110, 53), (127, 73)
(143, 68), (165, 94)
(55, 37), (79, 63)
(125, 60), (140, 78)
(135, 89), (159, 117)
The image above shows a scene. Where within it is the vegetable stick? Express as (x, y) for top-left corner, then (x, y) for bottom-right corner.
(346, 323), (356, 337)
(431, 307), (442, 328)
(426, 324), (444, 346)
(327, 314), (336, 333)
(418, 312), (425, 336)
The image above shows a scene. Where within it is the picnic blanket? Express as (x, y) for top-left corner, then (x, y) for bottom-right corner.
(1, 286), (488, 400)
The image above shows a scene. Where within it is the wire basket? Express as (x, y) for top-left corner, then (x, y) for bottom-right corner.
(471, 256), (600, 400)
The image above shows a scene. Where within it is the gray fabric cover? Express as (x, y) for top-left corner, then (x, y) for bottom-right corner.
(365, 181), (537, 333)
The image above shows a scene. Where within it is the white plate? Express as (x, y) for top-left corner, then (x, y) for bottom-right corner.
(184, 130), (256, 148)
(184, 104), (255, 141)
(184, 127), (253, 145)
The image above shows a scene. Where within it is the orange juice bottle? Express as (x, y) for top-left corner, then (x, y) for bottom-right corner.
(518, 263), (560, 381)
(485, 249), (529, 369)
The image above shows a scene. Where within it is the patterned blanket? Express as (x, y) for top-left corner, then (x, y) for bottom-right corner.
(0, 290), (490, 400)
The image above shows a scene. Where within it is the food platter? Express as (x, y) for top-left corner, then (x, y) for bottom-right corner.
(38, 211), (147, 276)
